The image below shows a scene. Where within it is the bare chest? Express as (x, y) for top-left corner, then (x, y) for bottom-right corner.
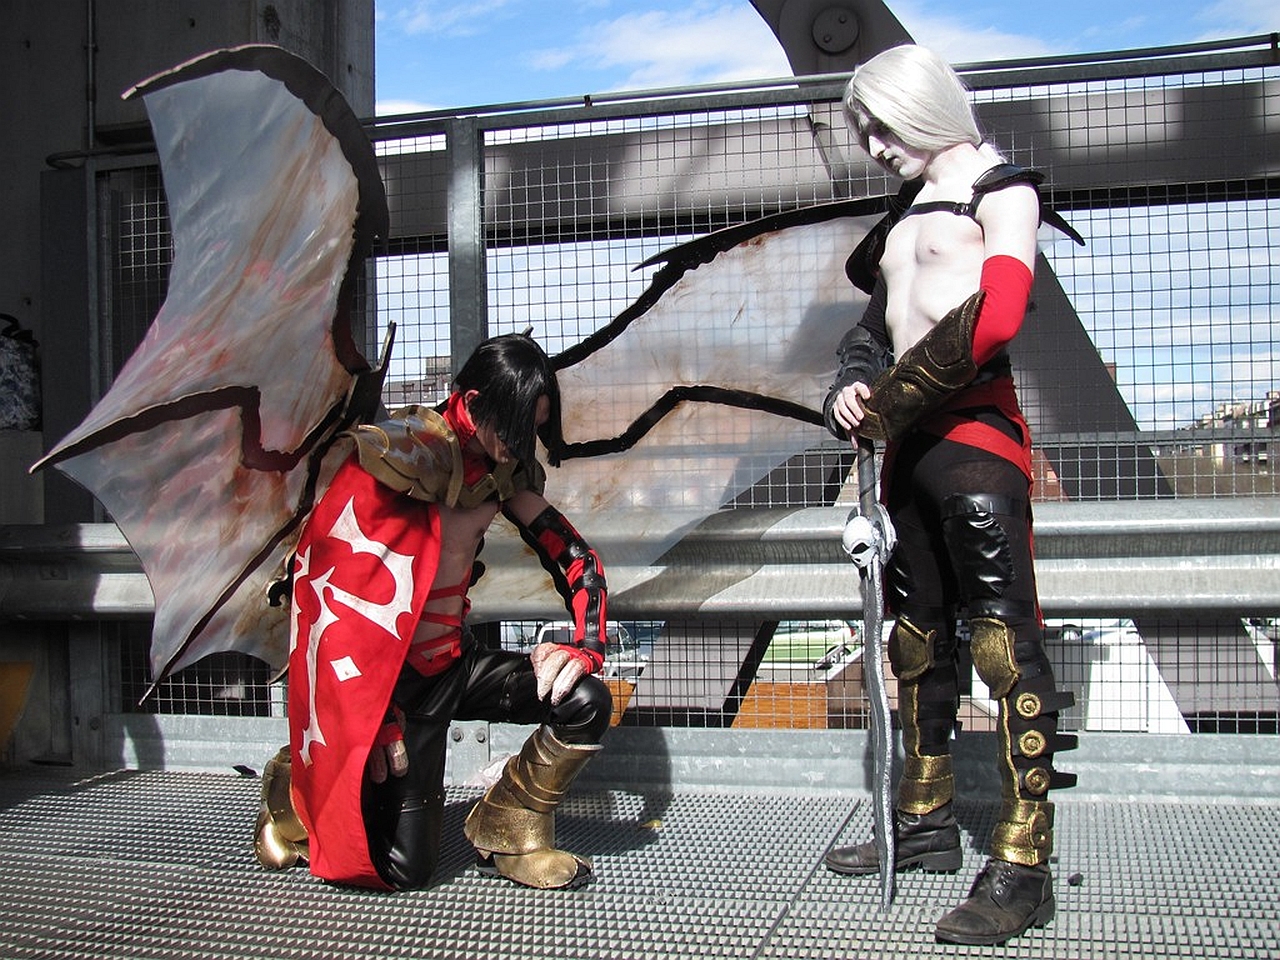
(880, 212), (984, 281)
(434, 500), (500, 580)
(879, 212), (986, 351)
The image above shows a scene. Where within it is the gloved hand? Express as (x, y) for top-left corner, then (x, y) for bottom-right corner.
(530, 642), (599, 705)
(367, 703), (408, 783)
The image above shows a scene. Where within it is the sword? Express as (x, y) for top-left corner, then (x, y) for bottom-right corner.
(843, 436), (897, 910)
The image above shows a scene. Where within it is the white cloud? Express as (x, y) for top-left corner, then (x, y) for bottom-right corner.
(885, 2), (1059, 63)
(1196, 0), (1279, 40)
(375, 96), (442, 116)
(528, 3), (792, 91)
(383, 0), (515, 38)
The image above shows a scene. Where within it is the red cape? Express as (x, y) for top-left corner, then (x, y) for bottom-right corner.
(287, 457), (438, 887)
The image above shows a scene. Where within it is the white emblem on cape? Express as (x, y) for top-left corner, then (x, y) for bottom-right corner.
(295, 496), (416, 765)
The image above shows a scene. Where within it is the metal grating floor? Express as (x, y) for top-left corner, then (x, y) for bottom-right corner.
(1, 768), (1277, 959)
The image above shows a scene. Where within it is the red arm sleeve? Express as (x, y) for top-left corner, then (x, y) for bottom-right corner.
(973, 255), (1034, 366)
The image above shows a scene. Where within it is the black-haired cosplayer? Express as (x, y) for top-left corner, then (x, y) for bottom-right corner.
(258, 332), (613, 890)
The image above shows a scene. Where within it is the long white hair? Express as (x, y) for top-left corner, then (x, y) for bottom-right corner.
(843, 44), (983, 153)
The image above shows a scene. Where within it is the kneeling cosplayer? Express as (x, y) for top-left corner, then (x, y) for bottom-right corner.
(256, 333), (612, 891)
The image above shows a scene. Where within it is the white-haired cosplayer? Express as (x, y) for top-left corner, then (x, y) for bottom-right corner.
(824, 44), (1079, 946)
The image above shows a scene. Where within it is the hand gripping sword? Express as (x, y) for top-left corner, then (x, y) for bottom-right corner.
(843, 437), (898, 910)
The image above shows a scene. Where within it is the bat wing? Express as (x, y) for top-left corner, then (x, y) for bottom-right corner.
(475, 186), (1085, 619)
(469, 200), (884, 617)
(35, 46), (388, 682)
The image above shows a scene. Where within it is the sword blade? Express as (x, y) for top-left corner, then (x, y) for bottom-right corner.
(857, 437), (895, 910)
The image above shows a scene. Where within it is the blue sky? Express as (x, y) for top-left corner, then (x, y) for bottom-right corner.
(374, 0), (1276, 113)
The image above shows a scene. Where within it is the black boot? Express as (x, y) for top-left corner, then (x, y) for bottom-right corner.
(824, 803), (962, 875)
(934, 857), (1055, 945)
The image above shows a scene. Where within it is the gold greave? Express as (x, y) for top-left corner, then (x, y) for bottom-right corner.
(978, 616), (1065, 865)
(897, 678), (955, 815)
(992, 696), (1056, 865)
(899, 750), (955, 814)
(463, 725), (600, 889)
(254, 746), (309, 870)
(991, 798), (1054, 867)
(892, 616), (954, 816)
(995, 677), (1054, 866)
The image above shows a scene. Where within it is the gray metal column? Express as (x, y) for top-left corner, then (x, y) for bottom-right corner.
(446, 117), (488, 362)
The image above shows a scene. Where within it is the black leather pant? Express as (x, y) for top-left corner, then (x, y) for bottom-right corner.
(881, 424), (1075, 865)
(363, 643), (612, 889)
(883, 423), (1048, 759)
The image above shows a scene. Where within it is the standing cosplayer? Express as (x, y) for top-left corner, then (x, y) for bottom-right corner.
(822, 46), (1077, 945)
(255, 333), (612, 892)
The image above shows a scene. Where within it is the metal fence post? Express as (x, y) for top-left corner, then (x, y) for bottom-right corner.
(445, 116), (488, 363)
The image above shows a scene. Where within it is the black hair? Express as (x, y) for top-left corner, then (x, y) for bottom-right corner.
(453, 332), (565, 466)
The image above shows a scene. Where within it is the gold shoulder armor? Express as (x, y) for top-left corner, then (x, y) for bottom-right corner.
(451, 452), (547, 508)
(344, 405), (549, 506)
(344, 406), (464, 504)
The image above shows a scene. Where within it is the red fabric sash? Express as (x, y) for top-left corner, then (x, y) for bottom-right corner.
(923, 377), (1033, 481)
(880, 377), (1033, 497)
(287, 456), (439, 887)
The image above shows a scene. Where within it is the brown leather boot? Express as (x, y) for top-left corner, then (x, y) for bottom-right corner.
(463, 725), (599, 889)
(253, 746), (309, 870)
(935, 857), (1055, 945)
(824, 802), (962, 875)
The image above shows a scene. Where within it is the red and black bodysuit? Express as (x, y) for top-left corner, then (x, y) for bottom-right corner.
(824, 165), (1077, 868)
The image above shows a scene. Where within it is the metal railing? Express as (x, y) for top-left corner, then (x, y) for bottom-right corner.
(17, 36), (1280, 743)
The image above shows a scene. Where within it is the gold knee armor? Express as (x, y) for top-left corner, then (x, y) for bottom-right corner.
(888, 615), (935, 683)
(463, 725), (600, 889)
(969, 617), (1020, 697)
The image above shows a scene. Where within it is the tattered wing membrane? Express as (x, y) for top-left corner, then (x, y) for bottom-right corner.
(39, 46), (387, 680)
(469, 207), (880, 617)
(54, 408), (306, 675)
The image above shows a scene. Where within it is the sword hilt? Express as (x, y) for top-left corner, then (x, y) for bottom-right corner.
(847, 438), (896, 567)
